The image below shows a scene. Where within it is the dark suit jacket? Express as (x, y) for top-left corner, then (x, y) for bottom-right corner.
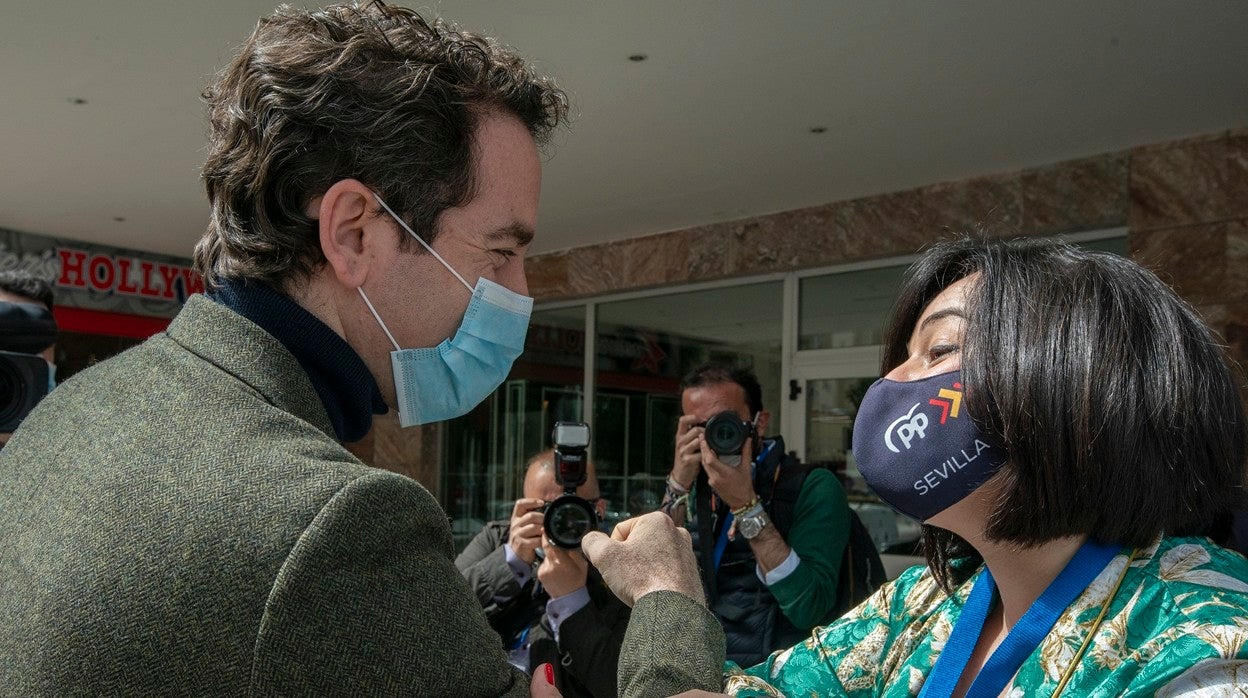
(0, 295), (527, 696)
(455, 520), (630, 698)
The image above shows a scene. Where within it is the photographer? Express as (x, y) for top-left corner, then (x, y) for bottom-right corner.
(0, 270), (57, 446)
(456, 449), (629, 698)
(661, 363), (876, 667)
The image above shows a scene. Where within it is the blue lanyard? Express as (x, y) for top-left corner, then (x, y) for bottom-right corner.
(510, 624), (531, 651)
(711, 440), (777, 571)
(918, 539), (1122, 698)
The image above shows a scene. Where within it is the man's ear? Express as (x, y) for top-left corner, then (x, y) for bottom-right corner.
(316, 179), (389, 289)
(755, 410), (771, 437)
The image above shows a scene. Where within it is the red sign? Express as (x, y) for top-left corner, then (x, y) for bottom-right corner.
(56, 247), (204, 303)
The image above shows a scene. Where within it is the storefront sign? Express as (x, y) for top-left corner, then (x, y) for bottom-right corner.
(55, 247), (203, 301)
(1, 227), (196, 319)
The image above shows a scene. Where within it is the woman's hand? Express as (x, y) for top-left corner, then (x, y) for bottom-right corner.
(530, 663), (558, 697)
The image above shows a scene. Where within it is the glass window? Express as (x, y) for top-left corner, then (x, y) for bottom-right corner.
(799, 265), (907, 350)
(594, 281), (784, 518)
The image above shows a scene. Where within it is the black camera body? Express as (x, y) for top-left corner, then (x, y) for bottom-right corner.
(543, 421), (598, 549)
(702, 410), (756, 467)
(0, 351), (50, 432)
(0, 301), (58, 433)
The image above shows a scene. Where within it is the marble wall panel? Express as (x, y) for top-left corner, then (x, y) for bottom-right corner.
(918, 173), (1022, 238)
(1228, 220), (1248, 304)
(1021, 154), (1128, 234)
(683, 224), (733, 282)
(1193, 302), (1248, 391)
(1225, 305), (1248, 391)
(729, 204), (840, 274)
(527, 128), (1245, 302)
(834, 188), (932, 259)
(1130, 136), (1235, 232)
(1129, 223), (1228, 307)
(562, 231), (693, 296)
(525, 250), (569, 300)
(560, 243), (617, 297)
(1130, 130), (1226, 154)
(1228, 134), (1248, 221)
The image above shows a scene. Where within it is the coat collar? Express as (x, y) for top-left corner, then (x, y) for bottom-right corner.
(165, 294), (336, 438)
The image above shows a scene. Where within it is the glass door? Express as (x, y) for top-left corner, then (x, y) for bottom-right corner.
(789, 353), (922, 566)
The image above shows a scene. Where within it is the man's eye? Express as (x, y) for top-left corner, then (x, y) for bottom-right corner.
(493, 248), (517, 259)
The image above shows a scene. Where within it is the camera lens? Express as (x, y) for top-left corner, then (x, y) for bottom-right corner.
(0, 351), (48, 432)
(543, 495), (598, 549)
(704, 411), (749, 456)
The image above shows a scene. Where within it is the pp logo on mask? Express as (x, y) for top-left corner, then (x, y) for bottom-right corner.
(885, 403), (928, 453)
(882, 382), (964, 453)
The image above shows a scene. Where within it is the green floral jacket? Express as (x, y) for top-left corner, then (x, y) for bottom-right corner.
(725, 536), (1248, 696)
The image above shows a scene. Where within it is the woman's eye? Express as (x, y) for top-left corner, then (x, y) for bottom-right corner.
(928, 343), (959, 361)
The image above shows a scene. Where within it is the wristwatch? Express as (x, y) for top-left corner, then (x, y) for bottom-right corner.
(737, 508), (771, 540)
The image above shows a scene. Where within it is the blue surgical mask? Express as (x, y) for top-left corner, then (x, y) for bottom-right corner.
(359, 194), (533, 427)
(851, 369), (1008, 521)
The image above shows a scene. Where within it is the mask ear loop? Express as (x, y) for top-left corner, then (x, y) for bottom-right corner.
(357, 288), (402, 352)
(372, 193), (474, 294)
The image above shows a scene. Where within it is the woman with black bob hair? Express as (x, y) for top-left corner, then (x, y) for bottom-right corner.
(718, 237), (1248, 696)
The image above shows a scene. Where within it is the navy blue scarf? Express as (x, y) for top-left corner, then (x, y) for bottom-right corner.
(208, 279), (387, 442)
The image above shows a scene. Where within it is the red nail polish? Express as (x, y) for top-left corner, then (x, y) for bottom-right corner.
(544, 662), (554, 684)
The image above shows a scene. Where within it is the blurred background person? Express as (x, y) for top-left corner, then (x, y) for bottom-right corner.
(0, 270), (57, 447)
(660, 363), (881, 667)
(457, 450), (629, 698)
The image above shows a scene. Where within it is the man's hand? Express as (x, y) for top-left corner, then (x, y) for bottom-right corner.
(537, 537), (589, 598)
(670, 415), (704, 490)
(508, 497), (546, 565)
(581, 512), (704, 607)
(700, 434), (756, 511)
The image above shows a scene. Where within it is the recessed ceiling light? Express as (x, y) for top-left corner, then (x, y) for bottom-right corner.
(68, 97), (87, 105)
(810, 127), (827, 134)
(628, 54), (647, 62)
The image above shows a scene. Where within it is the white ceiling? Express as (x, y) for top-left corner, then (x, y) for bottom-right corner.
(3, 2), (1247, 259)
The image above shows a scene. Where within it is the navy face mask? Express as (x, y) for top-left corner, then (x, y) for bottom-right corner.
(851, 369), (1008, 522)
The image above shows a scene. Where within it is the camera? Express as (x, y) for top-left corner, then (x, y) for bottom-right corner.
(0, 301), (58, 433)
(702, 410), (756, 467)
(543, 421), (598, 549)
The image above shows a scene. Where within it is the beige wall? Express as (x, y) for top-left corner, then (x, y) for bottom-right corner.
(358, 127), (1248, 493)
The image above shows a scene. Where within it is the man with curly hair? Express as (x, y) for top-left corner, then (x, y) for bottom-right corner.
(0, 4), (669, 695)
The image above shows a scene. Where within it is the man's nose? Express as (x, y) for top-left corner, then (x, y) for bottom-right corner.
(508, 257), (529, 297)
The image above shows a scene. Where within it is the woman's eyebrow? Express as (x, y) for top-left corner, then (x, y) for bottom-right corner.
(918, 307), (968, 333)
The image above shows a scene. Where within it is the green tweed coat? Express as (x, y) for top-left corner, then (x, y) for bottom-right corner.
(0, 296), (532, 696)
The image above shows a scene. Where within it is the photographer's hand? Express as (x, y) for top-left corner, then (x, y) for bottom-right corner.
(508, 497), (546, 565)
(537, 537), (589, 598)
(581, 512), (704, 607)
(670, 415), (704, 490)
(699, 434), (756, 511)
(700, 437), (791, 573)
